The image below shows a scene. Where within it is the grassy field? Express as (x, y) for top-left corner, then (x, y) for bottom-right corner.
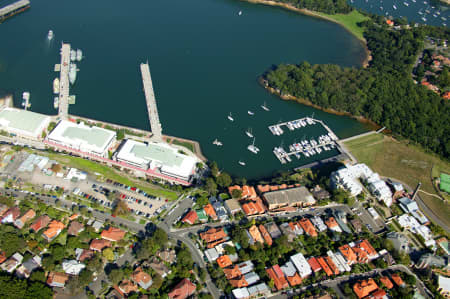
(172, 139), (196, 153)
(344, 134), (450, 227)
(44, 153), (179, 201)
(318, 10), (369, 40)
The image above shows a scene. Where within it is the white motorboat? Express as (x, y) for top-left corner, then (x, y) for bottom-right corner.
(247, 138), (260, 154)
(227, 112), (234, 121)
(245, 128), (253, 138)
(238, 161), (246, 166)
(261, 101), (270, 111)
(213, 139), (223, 146)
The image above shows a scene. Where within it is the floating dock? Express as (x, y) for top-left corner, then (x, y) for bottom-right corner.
(140, 62), (162, 141)
(0, 0), (30, 22)
(57, 43), (71, 120)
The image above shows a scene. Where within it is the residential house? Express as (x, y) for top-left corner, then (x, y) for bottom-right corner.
(299, 218), (318, 237)
(353, 278), (379, 299)
(132, 267), (152, 289)
(30, 215), (50, 232)
(237, 261), (254, 275)
(200, 227), (228, 248)
(311, 216), (327, 232)
(224, 265), (242, 280)
(16, 256), (41, 278)
(209, 197), (228, 221)
(350, 219), (363, 233)
(224, 198), (242, 215)
(310, 185), (330, 201)
(148, 257), (171, 278)
(68, 221), (84, 236)
(248, 225), (264, 244)
(242, 200), (265, 216)
(325, 217), (342, 233)
(247, 282), (270, 298)
(290, 253), (312, 278)
(203, 203), (217, 220)
(42, 220), (65, 242)
(168, 278), (196, 299)
(90, 239), (112, 252)
(380, 276), (394, 289)
(157, 249), (176, 264)
(14, 209), (36, 229)
(280, 261), (302, 287)
(1, 253), (23, 273)
(259, 224), (273, 246)
(289, 222), (304, 236)
(92, 220), (103, 232)
(229, 276), (249, 288)
(308, 257), (322, 273)
(0, 204), (8, 217)
(216, 255), (232, 268)
(204, 248), (219, 263)
(264, 222), (282, 239)
(1, 206), (21, 224)
(118, 280), (138, 295)
(228, 185), (257, 199)
(181, 210), (198, 225)
(76, 249), (95, 262)
(391, 273), (405, 287)
(46, 272), (69, 288)
(317, 257), (333, 276)
(324, 256), (339, 275)
(339, 244), (357, 265)
(279, 223), (296, 242)
(243, 271), (260, 285)
(101, 227), (126, 242)
(232, 287), (250, 299)
(195, 209), (208, 223)
(266, 265), (288, 291)
(355, 239), (378, 260)
(62, 259), (85, 275)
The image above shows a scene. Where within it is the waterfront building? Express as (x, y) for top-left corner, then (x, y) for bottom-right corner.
(115, 139), (197, 181)
(0, 108), (50, 139)
(262, 187), (316, 211)
(47, 120), (116, 157)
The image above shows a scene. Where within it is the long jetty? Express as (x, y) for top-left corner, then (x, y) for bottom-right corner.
(0, 0), (29, 22)
(140, 62), (162, 141)
(58, 43), (71, 120)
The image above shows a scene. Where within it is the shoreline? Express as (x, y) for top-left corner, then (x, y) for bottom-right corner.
(260, 80), (381, 131)
(240, 0), (371, 67)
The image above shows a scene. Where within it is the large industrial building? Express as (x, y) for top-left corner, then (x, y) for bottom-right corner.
(115, 139), (197, 181)
(0, 108), (50, 139)
(47, 120), (116, 157)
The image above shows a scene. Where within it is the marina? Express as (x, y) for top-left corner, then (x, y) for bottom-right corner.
(268, 116), (323, 136)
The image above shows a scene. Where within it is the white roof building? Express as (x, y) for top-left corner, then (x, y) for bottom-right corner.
(66, 168), (87, 181)
(244, 272), (260, 285)
(311, 216), (327, 232)
(204, 248), (219, 263)
(398, 215), (435, 247)
(290, 253), (312, 278)
(115, 139), (197, 181)
(237, 261), (254, 275)
(281, 261), (298, 277)
(438, 275), (450, 297)
(0, 108), (50, 139)
(47, 120), (116, 157)
(232, 288), (250, 299)
(62, 260), (85, 275)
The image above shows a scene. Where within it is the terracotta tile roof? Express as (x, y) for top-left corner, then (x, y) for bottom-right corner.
(90, 239), (111, 251)
(30, 215), (50, 232)
(42, 220), (65, 241)
(356, 239), (377, 258)
(200, 227), (227, 248)
(248, 225), (264, 244)
(101, 227), (126, 242)
(325, 217), (339, 229)
(308, 257), (322, 272)
(132, 267), (152, 288)
(0, 251), (6, 264)
(353, 278), (378, 299)
(69, 214), (79, 221)
(67, 221), (84, 236)
(380, 276), (394, 289)
(168, 278), (196, 299)
(259, 224), (273, 246)
(257, 185), (270, 193)
(270, 186), (279, 191)
(16, 209), (35, 226)
(242, 185), (257, 199)
(391, 273), (405, 286)
(352, 246), (369, 263)
(339, 244), (357, 264)
(203, 204), (217, 220)
(229, 276), (248, 288)
(286, 272), (302, 287)
(299, 218), (317, 237)
(228, 185), (242, 197)
(46, 272), (69, 287)
(324, 256), (339, 275)
(242, 202), (259, 216)
(224, 265), (242, 280)
(118, 279), (138, 295)
(181, 210), (198, 225)
(317, 257), (333, 276)
(266, 265), (288, 291)
(78, 249), (95, 262)
(216, 255), (232, 268)
(254, 197), (267, 213)
(371, 289), (387, 299)
(280, 184), (288, 189)
(1, 206), (20, 222)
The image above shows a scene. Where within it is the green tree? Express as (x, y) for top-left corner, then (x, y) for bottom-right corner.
(216, 172), (232, 188)
(205, 178), (218, 195)
(231, 189), (243, 199)
(102, 248), (115, 261)
(108, 268), (125, 285)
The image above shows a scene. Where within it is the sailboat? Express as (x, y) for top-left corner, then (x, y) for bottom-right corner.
(213, 139), (223, 146)
(245, 128), (254, 138)
(247, 110), (254, 116)
(238, 11), (242, 16)
(261, 102), (270, 111)
(238, 161), (246, 166)
(247, 138), (260, 154)
(227, 112), (234, 121)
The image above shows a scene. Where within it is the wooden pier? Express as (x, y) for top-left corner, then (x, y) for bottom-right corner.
(140, 62), (162, 141)
(0, 0), (29, 22)
(57, 43), (71, 120)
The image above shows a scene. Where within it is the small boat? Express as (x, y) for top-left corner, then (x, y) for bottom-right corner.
(238, 161), (246, 166)
(393, 4), (397, 9)
(22, 92), (30, 101)
(69, 63), (77, 84)
(403, 2), (409, 6)
(54, 97), (59, 109)
(213, 139), (223, 146)
(245, 128), (253, 138)
(70, 50), (76, 61)
(227, 112), (234, 121)
(53, 78), (60, 94)
(247, 138), (260, 154)
(238, 10), (242, 16)
(261, 102), (270, 111)
(47, 30), (54, 40)
(76, 49), (83, 61)
(422, 16), (427, 21)
(247, 110), (254, 116)
(412, 0), (416, 2)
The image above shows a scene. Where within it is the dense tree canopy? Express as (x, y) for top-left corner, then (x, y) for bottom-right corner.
(264, 21), (450, 158)
(272, 0), (352, 14)
(0, 272), (52, 299)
